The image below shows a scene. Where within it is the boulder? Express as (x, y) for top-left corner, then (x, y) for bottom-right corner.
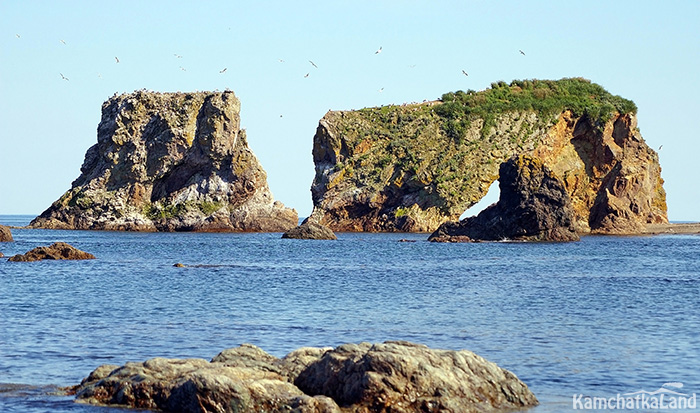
(430, 155), (579, 242)
(73, 342), (537, 412)
(0, 225), (12, 242)
(30, 90), (297, 232)
(309, 78), (666, 234)
(8, 242), (96, 262)
(295, 341), (538, 412)
(282, 219), (337, 240)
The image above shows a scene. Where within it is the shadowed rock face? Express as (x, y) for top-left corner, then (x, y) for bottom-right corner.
(30, 91), (297, 232)
(429, 155), (580, 242)
(72, 341), (538, 412)
(308, 79), (667, 234)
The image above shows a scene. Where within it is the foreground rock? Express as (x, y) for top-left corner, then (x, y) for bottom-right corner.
(0, 225), (12, 242)
(73, 341), (537, 412)
(30, 90), (297, 232)
(282, 219), (337, 240)
(309, 78), (667, 233)
(430, 155), (580, 242)
(8, 242), (95, 262)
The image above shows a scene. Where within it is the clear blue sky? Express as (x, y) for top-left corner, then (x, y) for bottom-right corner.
(1, 1), (698, 221)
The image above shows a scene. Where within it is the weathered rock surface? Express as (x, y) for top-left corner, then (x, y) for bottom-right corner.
(8, 242), (95, 262)
(0, 225), (12, 242)
(30, 90), (297, 232)
(282, 219), (337, 240)
(73, 341), (537, 412)
(429, 155), (579, 242)
(309, 78), (667, 234)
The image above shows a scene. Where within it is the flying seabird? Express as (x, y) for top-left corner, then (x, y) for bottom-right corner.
(219, 68), (227, 73)
(16, 34), (20, 38)
(60, 39), (66, 45)
(378, 87), (384, 93)
(174, 54), (182, 58)
(658, 145), (663, 151)
(375, 46), (382, 54)
(519, 49), (526, 56)
(309, 60), (318, 68)
(462, 70), (468, 77)
(304, 72), (310, 78)
(180, 66), (186, 71)
(278, 58), (285, 63)
(115, 56), (120, 63)
(60, 73), (69, 81)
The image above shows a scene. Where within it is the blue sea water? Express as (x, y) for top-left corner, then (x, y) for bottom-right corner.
(0, 214), (698, 412)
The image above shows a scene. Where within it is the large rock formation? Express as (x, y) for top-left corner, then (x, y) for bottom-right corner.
(309, 78), (667, 234)
(30, 91), (297, 232)
(8, 242), (95, 262)
(72, 341), (537, 412)
(429, 155), (579, 242)
(0, 225), (12, 242)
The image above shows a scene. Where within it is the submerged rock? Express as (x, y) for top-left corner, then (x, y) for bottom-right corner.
(73, 341), (537, 412)
(0, 225), (12, 242)
(429, 155), (579, 242)
(308, 78), (666, 234)
(30, 90), (297, 232)
(282, 219), (337, 240)
(8, 242), (95, 262)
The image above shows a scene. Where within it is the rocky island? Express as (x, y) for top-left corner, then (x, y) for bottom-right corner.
(30, 91), (297, 232)
(309, 78), (667, 234)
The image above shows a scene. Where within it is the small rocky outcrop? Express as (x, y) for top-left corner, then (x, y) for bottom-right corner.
(0, 225), (12, 242)
(73, 341), (537, 412)
(30, 90), (297, 232)
(282, 219), (337, 240)
(309, 78), (667, 234)
(8, 242), (95, 262)
(430, 155), (580, 242)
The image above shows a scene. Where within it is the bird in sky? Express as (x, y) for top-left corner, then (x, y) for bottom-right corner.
(309, 60), (318, 68)
(15, 34), (20, 38)
(219, 68), (227, 73)
(278, 58), (285, 63)
(60, 39), (66, 45)
(462, 70), (468, 77)
(378, 87), (384, 93)
(519, 49), (526, 55)
(174, 54), (182, 58)
(658, 145), (663, 151)
(180, 66), (186, 71)
(304, 72), (310, 78)
(375, 46), (382, 54)
(60, 73), (69, 81)
(115, 56), (120, 63)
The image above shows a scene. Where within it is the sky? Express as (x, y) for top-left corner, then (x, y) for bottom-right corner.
(1, 1), (698, 221)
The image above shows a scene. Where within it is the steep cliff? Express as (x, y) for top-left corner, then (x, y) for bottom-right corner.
(31, 91), (297, 232)
(310, 78), (667, 233)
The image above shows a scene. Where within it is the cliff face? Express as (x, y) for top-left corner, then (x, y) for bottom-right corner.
(310, 78), (667, 233)
(31, 91), (297, 232)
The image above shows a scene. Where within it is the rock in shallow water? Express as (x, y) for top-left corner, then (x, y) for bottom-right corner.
(0, 225), (12, 242)
(8, 242), (95, 262)
(73, 341), (537, 412)
(282, 220), (337, 240)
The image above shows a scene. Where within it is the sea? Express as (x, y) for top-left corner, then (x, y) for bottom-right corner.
(0, 214), (698, 413)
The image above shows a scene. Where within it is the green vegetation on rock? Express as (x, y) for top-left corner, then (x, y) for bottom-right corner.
(436, 78), (637, 141)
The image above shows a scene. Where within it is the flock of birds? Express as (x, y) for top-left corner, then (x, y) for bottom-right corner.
(15, 35), (528, 92)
